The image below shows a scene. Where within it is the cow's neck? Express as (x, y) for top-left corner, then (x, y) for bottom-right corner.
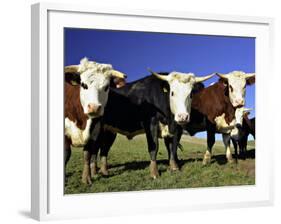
(65, 82), (88, 130)
(191, 82), (235, 125)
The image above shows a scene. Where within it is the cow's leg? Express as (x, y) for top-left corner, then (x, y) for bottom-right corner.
(240, 136), (247, 160)
(89, 141), (99, 177)
(164, 137), (171, 161)
(222, 134), (233, 163)
(82, 140), (94, 185)
(239, 141), (245, 160)
(144, 118), (159, 179)
(232, 139), (238, 163)
(164, 137), (179, 171)
(90, 151), (99, 177)
(64, 136), (71, 167)
(203, 130), (215, 165)
(99, 131), (117, 176)
(64, 136), (71, 182)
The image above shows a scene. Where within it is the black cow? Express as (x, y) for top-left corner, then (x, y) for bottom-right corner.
(83, 72), (213, 181)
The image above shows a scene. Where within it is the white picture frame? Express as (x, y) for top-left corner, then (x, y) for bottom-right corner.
(31, 2), (275, 221)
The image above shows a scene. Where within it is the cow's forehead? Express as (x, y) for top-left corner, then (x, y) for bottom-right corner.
(228, 71), (247, 80)
(228, 75), (246, 86)
(80, 68), (110, 85)
(227, 71), (247, 85)
(78, 60), (113, 73)
(169, 72), (195, 84)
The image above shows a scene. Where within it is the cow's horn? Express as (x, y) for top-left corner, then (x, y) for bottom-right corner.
(216, 73), (228, 79)
(64, 65), (79, 74)
(195, 74), (215, 83)
(148, 68), (170, 81)
(244, 73), (255, 79)
(110, 70), (127, 79)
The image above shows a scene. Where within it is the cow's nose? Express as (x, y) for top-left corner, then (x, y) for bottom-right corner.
(177, 113), (189, 123)
(87, 103), (101, 114)
(235, 99), (244, 106)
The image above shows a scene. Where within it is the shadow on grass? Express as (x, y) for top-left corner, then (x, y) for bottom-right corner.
(109, 148), (256, 171)
(212, 148), (255, 165)
(65, 149), (255, 179)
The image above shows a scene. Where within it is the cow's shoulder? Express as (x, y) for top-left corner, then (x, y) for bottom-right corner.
(64, 82), (88, 130)
(192, 81), (234, 124)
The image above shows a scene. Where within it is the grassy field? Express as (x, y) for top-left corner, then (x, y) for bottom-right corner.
(65, 135), (255, 194)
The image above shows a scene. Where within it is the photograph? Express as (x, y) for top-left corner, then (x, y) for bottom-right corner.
(64, 28), (256, 194)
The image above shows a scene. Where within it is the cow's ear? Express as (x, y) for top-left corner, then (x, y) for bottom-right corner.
(246, 76), (255, 85)
(111, 77), (126, 88)
(65, 72), (81, 86)
(218, 77), (228, 87)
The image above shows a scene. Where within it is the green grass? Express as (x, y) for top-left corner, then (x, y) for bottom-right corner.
(65, 135), (255, 194)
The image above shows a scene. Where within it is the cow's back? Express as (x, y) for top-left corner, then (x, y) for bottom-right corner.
(102, 75), (171, 136)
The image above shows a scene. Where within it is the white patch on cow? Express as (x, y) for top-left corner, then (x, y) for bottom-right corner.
(167, 72), (196, 124)
(226, 145), (233, 161)
(158, 122), (173, 138)
(214, 113), (236, 134)
(203, 150), (212, 165)
(234, 107), (245, 126)
(65, 118), (92, 147)
(230, 107), (252, 138)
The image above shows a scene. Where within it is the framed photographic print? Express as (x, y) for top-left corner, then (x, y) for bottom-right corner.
(31, 2), (274, 221)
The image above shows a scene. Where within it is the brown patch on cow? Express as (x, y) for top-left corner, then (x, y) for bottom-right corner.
(192, 79), (235, 124)
(65, 81), (88, 130)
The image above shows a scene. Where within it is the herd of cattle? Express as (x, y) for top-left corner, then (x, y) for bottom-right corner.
(64, 57), (255, 185)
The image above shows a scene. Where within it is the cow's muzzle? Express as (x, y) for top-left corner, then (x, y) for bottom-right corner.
(87, 103), (102, 116)
(176, 113), (190, 125)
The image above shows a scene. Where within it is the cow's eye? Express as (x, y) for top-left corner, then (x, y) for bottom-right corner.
(171, 91), (174, 96)
(104, 85), (109, 92)
(81, 82), (88, 89)
(229, 85), (233, 92)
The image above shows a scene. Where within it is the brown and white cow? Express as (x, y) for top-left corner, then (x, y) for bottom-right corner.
(173, 71), (255, 165)
(64, 57), (127, 184)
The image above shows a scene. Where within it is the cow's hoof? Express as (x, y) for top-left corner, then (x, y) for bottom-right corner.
(202, 151), (212, 165)
(81, 173), (92, 185)
(82, 165), (92, 185)
(99, 157), (109, 176)
(99, 167), (109, 176)
(202, 156), (211, 165)
(169, 160), (179, 171)
(90, 163), (98, 177)
(227, 158), (234, 164)
(150, 161), (159, 179)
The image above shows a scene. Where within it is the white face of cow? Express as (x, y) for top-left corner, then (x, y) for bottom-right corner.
(65, 58), (127, 118)
(167, 72), (196, 124)
(151, 71), (214, 125)
(217, 71), (255, 108)
(235, 107), (252, 126)
(79, 68), (111, 118)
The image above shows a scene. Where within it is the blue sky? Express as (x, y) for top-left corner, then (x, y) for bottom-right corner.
(65, 28), (255, 139)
